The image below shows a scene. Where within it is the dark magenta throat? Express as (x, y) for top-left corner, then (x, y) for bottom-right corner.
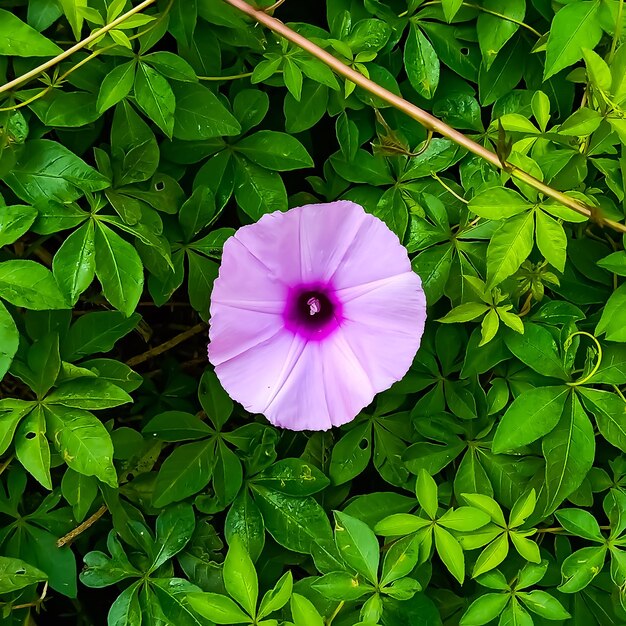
(283, 283), (343, 340)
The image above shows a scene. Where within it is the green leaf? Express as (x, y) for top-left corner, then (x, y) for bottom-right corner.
(178, 186), (217, 243)
(258, 571), (292, 619)
(517, 590), (570, 620)
(334, 511), (380, 584)
(411, 243), (454, 305)
(0, 556), (47, 593)
(187, 592), (251, 624)
(111, 101), (159, 185)
(329, 422), (371, 485)
(94, 223), (144, 317)
(15, 406), (51, 489)
(504, 323), (569, 380)
(555, 508), (604, 541)
(142, 411), (213, 442)
(2, 139), (109, 204)
(404, 23), (439, 99)
(374, 187), (409, 240)
(558, 107), (603, 136)
(460, 593), (509, 626)
(46, 378), (132, 409)
(492, 386), (570, 453)
(380, 534), (421, 586)
(439, 303), (489, 323)
(225, 489), (265, 563)
(152, 503), (195, 569)
(153, 439), (215, 507)
(172, 82), (240, 140)
(542, 394), (595, 515)
(596, 282), (626, 341)
(469, 187), (532, 220)
(509, 490), (536, 528)
(438, 507), (491, 532)
(108, 582), (142, 626)
(312, 570), (373, 601)
(44, 406), (117, 486)
(558, 545), (607, 593)
(579, 388), (626, 452)
(442, 0), (463, 22)
(27, 332), (60, 398)
(251, 484), (334, 556)
(486, 212), (534, 288)
(434, 525), (465, 584)
(187, 250), (219, 320)
(255, 459), (330, 497)
(544, 1), (602, 80)
(236, 131), (313, 171)
(375, 513), (430, 537)
(97, 61), (136, 113)
(233, 157), (287, 220)
(52, 221), (96, 305)
(477, 0), (524, 69)
(472, 533), (509, 578)
(535, 210), (566, 272)
(0, 300), (19, 380)
(416, 469), (438, 518)
(134, 62), (176, 137)
(284, 81), (328, 133)
(461, 494), (506, 527)
(198, 368), (233, 431)
(223, 536), (258, 617)
(291, 593), (324, 626)
(61, 469), (98, 522)
(143, 51), (197, 82)
(0, 205), (38, 247)
(0, 260), (69, 310)
(63, 311), (140, 360)
(0, 8), (62, 56)
(330, 149), (394, 185)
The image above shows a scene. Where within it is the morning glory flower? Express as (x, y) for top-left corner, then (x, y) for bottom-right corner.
(208, 201), (426, 431)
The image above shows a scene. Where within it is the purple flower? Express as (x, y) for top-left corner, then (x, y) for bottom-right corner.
(208, 201), (426, 431)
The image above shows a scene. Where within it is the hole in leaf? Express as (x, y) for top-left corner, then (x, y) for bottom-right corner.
(359, 438), (369, 450)
(14, 568), (25, 575)
(25, 432), (36, 440)
(154, 180), (165, 191)
(127, 472), (135, 481)
(460, 47), (469, 56)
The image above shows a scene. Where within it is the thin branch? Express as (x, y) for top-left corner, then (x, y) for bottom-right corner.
(198, 71), (254, 81)
(57, 505), (108, 548)
(222, 0), (626, 234)
(126, 322), (207, 367)
(0, 0), (157, 96)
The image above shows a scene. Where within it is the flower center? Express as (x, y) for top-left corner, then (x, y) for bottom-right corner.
(283, 283), (343, 340)
(298, 291), (334, 326)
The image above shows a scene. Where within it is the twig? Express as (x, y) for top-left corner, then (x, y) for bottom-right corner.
(126, 322), (206, 367)
(0, 455), (14, 478)
(57, 505), (108, 547)
(222, 0), (626, 233)
(264, 0), (287, 12)
(0, 0), (157, 96)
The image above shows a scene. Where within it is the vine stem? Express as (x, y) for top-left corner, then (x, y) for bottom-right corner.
(125, 322), (206, 367)
(0, 0), (157, 96)
(223, 0), (626, 234)
(57, 505), (108, 548)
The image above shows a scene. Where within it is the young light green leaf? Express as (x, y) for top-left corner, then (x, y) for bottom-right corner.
(223, 536), (258, 617)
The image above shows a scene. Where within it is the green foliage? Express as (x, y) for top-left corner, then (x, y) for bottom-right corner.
(0, 0), (626, 624)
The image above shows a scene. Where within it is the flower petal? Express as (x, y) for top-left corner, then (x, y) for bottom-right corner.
(338, 271), (426, 390)
(232, 208), (303, 284)
(213, 330), (308, 417)
(325, 204), (412, 289)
